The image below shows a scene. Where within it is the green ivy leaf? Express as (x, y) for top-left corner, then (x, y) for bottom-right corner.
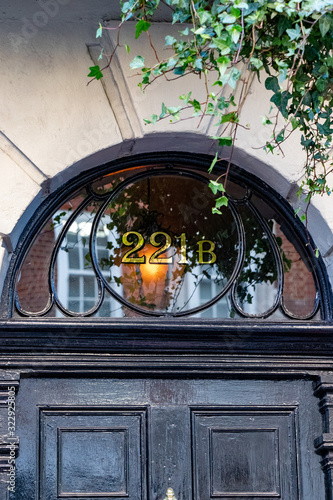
(222, 13), (237, 23)
(179, 27), (189, 35)
(216, 55), (230, 76)
(286, 24), (301, 41)
(135, 20), (151, 39)
(160, 102), (167, 118)
(215, 196), (228, 208)
(262, 116), (273, 125)
(209, 180), (225, 194)
(270, 91), (291, 118)
(265, 76), (280, 93)
(220, 112), (237, 124)
(208, 152), (219, 173)
(216, 136), (233, 146)
(96, 22), (103, 38)
(264, 142), (274, 153)
(319, 15), (331, 37)
(165, 35), (177, 46)
(212, 207), (222, 214)
(87, 65), (103, 80)
(125, 43), (130, 54)
(168, 106), (182, 114)
(250, 57), (263, 70)
(214, 38), (232, 55)
(179, 91), (192, 104)
(228, 24), (242, 43)
(234, 0), (248, 7)
(291, 117), (299, 130)
(190, 99), (201, 112)
(276, 129), (285, 143)
(198, 9), (212, 24)
(173, 66), (185, 75)
(130, 55), (145, 68)
(228, 67), (241, 89)
(277, 15), (290, 36)
(206, 102), (215, 114)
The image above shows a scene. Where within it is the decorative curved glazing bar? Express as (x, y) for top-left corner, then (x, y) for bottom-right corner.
(231, 197), (284, 319)
(90, 169), (245, 317)
(14, 165), (321, 320)
(15, 292), (54, 317)
(49, 195), (105, 317)
(280, 292), (320, 320)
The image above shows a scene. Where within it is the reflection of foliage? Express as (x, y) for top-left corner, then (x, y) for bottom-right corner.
(52, 175), (294, 316)
(236, 208), (292, 308)
(96, 176), (238, 311)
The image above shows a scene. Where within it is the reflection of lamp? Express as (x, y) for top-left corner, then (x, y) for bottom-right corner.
(138, 244), (169, 286)
(120, 241), (186, 312)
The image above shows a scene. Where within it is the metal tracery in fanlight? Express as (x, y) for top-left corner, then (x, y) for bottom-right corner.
(14, 167), (320, 320)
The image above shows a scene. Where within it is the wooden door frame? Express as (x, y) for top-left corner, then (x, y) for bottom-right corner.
(0, 152), (333, 497)
(0, 322), (333, 498)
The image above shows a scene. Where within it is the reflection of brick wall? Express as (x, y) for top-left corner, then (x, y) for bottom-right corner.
(275, 225), (316, 316)
(16, 220), (55, 315)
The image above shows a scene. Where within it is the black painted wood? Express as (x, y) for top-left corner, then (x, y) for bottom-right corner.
(192, 410), (293, 498)
(39, 408), (147, 499)
(0, 320), (332, 357)
(13, 377), (324, 500)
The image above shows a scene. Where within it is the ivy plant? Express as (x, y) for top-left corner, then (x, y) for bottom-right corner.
(88, 0), (333, 253)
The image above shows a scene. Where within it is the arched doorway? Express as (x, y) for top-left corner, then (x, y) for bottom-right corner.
(1, 153), (332, 500)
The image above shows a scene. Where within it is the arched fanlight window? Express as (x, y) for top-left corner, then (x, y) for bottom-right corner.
(8, 155), (330, 321)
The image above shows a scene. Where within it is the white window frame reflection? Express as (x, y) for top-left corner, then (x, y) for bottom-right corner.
(54, 213), (123, 317)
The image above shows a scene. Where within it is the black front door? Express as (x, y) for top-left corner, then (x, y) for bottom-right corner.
(15, 377), (324, 499)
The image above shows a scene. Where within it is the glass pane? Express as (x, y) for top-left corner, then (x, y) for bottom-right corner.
(68, 300), (80, 313)
(15, 215), (55, 314)
(96, 173), (240, 315)
(68, 275), (80, 297)
(68, 246), (80, 270)
(235, 205), (279, 317)
(275, 223), (317, 317)
(14, 165), (321, 320)
(83, 276), (95, 298)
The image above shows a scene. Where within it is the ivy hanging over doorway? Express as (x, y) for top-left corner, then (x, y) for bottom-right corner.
(88, 0), (333, 254)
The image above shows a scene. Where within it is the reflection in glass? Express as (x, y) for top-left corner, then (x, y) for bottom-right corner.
(234, 205), (279, 317)
(14, 165), (320, 320)
(95, 174), (240, 315)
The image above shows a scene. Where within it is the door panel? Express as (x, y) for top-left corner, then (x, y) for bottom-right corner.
(39, 408), (147, 500)
(191, 407), (298, 499)
(14, 378), (324, 500)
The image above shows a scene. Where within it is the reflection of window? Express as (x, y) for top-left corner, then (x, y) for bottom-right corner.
(55, 215), (123, 317)
(198, 279), (230, 318)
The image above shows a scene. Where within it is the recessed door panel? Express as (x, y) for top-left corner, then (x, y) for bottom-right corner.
(191, 408), (298, 499)
(38, 408), (147, 500)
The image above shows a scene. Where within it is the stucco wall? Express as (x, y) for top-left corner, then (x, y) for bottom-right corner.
(1, 0), (333, 300)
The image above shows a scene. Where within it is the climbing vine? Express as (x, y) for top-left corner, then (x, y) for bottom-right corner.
(88, 0), (333, 253)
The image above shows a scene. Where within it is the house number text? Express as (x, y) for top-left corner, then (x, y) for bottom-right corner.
(121, 231), (216, 265)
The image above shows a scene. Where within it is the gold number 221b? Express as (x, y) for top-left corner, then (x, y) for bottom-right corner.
(121, 231), (216, 265)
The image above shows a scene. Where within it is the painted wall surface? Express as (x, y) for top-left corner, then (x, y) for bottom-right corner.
(0, 0), (333, 298)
